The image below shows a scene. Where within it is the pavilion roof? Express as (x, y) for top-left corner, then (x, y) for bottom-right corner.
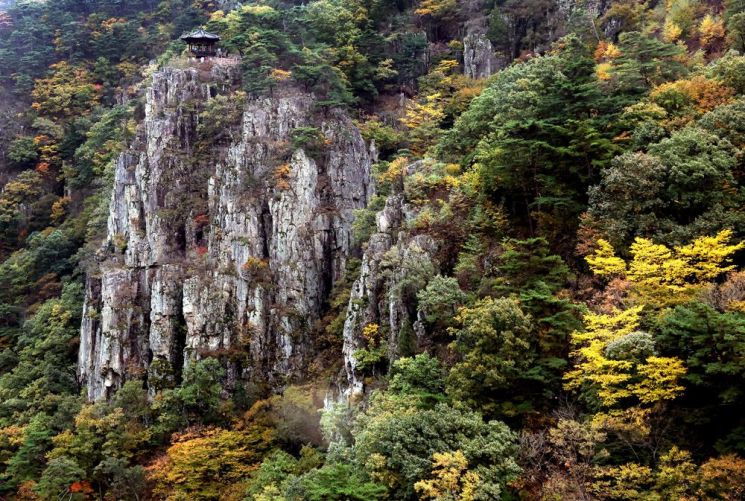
(180, 29), (220, 42)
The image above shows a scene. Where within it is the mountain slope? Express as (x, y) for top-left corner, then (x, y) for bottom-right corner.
(1, 0), (745, 499)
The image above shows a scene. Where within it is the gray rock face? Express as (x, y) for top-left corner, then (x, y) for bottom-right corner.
(463, 33), (497, 79)
(79, 63), (373, 400)
(341, 195), (403, 396)
(460, 0), (499, 79)
(341, 164), (438, 397)
(461, 0), (612, 64)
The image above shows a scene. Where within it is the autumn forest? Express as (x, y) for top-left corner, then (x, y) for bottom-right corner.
(1, 0), (745, 499)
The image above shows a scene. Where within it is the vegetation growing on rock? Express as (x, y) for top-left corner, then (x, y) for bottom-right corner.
(1, 0), (745, 499)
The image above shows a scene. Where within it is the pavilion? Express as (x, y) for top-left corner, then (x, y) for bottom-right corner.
(180, 29), (221, 57)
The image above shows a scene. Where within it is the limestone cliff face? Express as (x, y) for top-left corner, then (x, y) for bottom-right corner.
(463, 33), (498, 80)
(341, 163), (438, 397)
(79, 62), (374, 400)
(461, 0), (500, 79)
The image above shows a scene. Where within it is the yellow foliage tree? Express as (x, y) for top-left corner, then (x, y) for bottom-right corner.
(591, 461), (654, 499)
(0, 425), (26, 467)
(663, 19), (683, 42)
(631, 356), (686, 404)
(50, 196), (71, 224)
(565, 307), (636, 405)
(31, 62), (100, 119)
(419, 59), (485, 115)
(586, 230), (744, 307)
(655, 446), (697, 497)
(400, 57), (484, 155)
(650, 76), (734, 117)
(400, 94), (446, 155)
(586, 239), (627, 277)
(565, 306), (686, 407)
(270, 68), (292, 81)
(414, 450), (481, 501)
(699, 14), (726, 49)
(414, 0), (457, 19)
(594, 40), (610, 61)
(592, 446), (697, 499)
(362, 323), (382, 344)
(596, 62), (613, 81)
(592, 448), (745, 500)
(377, 156), (409, 190)
(148, 427), (273, 500)
(595, 40), (622, 62)
(604, 42), (621, 59)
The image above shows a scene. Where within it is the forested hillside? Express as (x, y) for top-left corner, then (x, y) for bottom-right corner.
(1, 0), (745, 499)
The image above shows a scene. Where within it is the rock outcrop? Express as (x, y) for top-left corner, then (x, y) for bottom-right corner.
(461, 0), (500, 79)
(341, 163), (438, 396)
(79, 61), (374, 400)
(463, 33), (497, 80)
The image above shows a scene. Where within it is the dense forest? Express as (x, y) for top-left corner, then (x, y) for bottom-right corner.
(1, 0), (745, 499)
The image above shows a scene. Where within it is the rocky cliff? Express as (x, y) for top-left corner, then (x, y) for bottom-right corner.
(79, 61), (374, 400)
(340, 163), (439, 397)
(462, 0), (500, 79)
